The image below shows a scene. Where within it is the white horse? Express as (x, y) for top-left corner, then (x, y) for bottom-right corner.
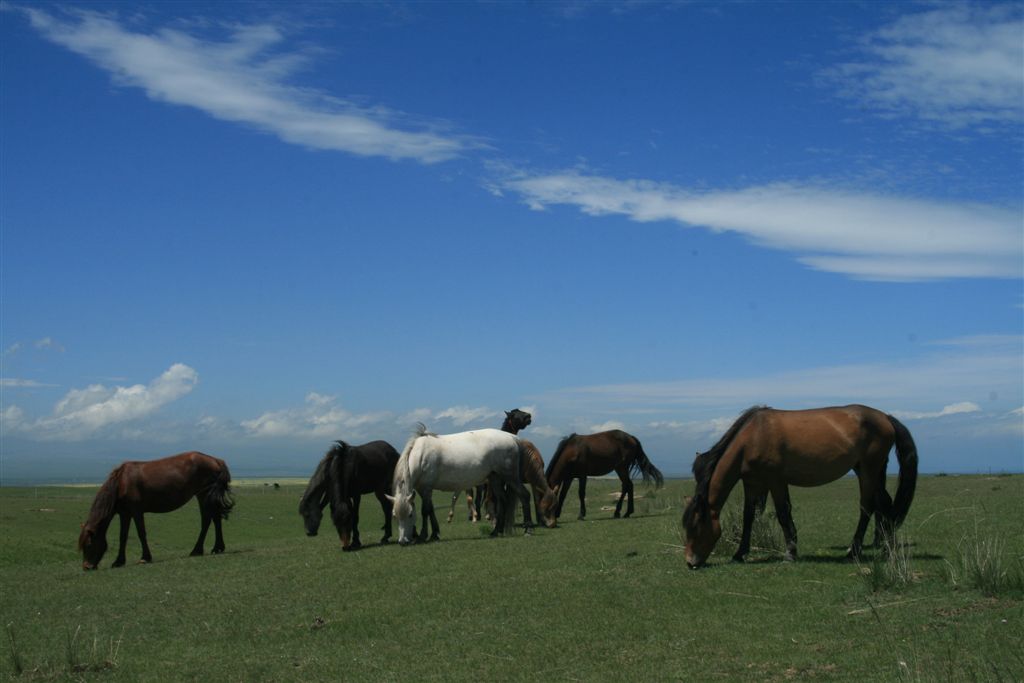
(388, 424), (523, 545)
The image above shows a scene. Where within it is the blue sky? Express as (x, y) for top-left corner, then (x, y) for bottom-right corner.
(2, 1), (1022, 482)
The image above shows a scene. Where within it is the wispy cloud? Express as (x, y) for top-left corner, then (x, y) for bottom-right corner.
(17, 7), (473, 163)
(241, 392), (391, 439)
(3, 363), (198, 440)
(536, 345), (1022, 416)
(499, 169), (1022, 281)
(891, 401), (982, 421)
(828, 4), (1024, 130)
(1, 378), (59, 389)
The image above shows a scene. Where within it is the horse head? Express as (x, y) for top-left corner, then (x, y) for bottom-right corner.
(681, 494), (720, 569)
(78, 523), (107, 570)
(298, 489), (329, 537)
(385, 489), (417, 545)
(503, 409), (532, 433)
(538, 488), (559, 528)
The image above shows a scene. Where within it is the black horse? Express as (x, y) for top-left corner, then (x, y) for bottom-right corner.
(298, 440), (400, 551)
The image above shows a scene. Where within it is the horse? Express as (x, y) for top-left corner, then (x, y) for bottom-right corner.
(298, 440), (400, 551)
(545, 429), (663, 520)
(447, 408), (532, 523)
(388, 425), (524, 545)
(478, 438), (559, 531)
(681, 404), (919, 569)
(77, 451), (234, 570)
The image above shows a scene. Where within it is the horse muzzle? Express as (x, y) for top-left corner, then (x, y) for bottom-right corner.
(82, 562), (97, 571)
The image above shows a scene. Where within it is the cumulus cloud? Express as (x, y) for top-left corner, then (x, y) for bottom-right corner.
(434, 405), (501, 427)
(500, 170), (1022, 281)
(0, 378), (58, 388)
(828, 4), (1024, 130)
(17, 7), (472, 163)
(3, 363), (198, 440)
(241, 392), (391, 439)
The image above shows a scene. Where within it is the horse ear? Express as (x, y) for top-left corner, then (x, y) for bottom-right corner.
(505, 410), (511, 417)
(384, 494), (396, 503)
(409, 491), (416, 501)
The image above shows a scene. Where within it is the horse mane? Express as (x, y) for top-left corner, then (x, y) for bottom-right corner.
(394, 423), (435, 493)
(545, 434), (577, 480)
(299, 445), (342, 515)
(684, 406), (767, 527)
(78, 464), (123, 547)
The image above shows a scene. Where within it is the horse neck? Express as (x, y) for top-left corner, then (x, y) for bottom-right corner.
(300, 457), (331, 512)
(84, 468), (123, 530)
(500, 418), (518, 434)
(520, 445), (548, 492)
(706, 447), (744, 514)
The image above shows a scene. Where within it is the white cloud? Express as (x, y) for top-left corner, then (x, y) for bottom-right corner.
(500, 170), (1022, 281)
(434, 405), (500, 427)
(18, 8), (472, 164)
(0, 378), (58, 388)
(536, 346), (1022, 417)
(4, 363), (198, 440)
(34, 337), (65, 352)
(241, 393), (391, 439)
(589, 420), (626, 433)
(830, 5), (1024, 130)
(891, 401), (982, 421)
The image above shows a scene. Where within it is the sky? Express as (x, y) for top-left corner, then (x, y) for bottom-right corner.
(1, 1), (1022, 483)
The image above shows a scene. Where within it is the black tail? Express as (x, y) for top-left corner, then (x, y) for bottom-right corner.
(206, 465), (235, 520)
(627, 436), (664, 488)
(886, 414), (918, 528)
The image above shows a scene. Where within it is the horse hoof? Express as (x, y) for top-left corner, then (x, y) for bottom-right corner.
(212, 548), (225, 555)
(190, 551), (204, 557)
(379, 537), (391, 545)
(429, 534), (440, 543)
(111, 561), (125, 569)
(342, 543), (361, 553)
(613, 512), (621, 519)
(783, 553), (797, 563)
(731, 555), (745, 563)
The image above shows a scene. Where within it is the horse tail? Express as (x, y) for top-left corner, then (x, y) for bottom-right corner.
(886, 414), (918, 528)
(79, 465), (123, 547)
(627, 435), (664, 488)
(545, 434), (576, 483)
(206, 460), (235, 520)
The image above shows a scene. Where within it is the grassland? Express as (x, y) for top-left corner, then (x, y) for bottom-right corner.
(1, 474), (1022, 681)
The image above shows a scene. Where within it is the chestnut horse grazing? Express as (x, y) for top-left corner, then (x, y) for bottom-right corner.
(78, 451), (234, 570)
(545, 430), (663, 520)
(298, 440), (399, 551)
(477, 438), (559, 531)
(681, 405), (919, 569)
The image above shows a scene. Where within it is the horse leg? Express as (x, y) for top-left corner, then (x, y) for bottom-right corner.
(577, 476), (587, 520)
(191, 502), (213, 556)
(733, 482), (766, 563)
(377, 489), (393, 544)
(847, 468), (878, 560)
(447, 491), (459, 523)
(211, 512), (226, 554)
(427, 495), (441, 542)
(613, 466), (633, 518)
(341, 495), (363, 552)
(770, 486), (798, 561)
(518, 483), (533, 533)
(112, 511), (130, 567)
(133, 511), (153, 563)
(474, 484), (485, 522)
(555, 478), (573, 518)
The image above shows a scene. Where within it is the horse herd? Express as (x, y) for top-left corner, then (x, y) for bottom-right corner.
(77, 403), (918, 571)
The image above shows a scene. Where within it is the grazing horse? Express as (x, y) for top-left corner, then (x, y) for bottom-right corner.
(77, 451), (234, 570)
(389, 425), (523, 545)
(681, 405), (919, 569)
(478, 438), (559, 530)
(448, 408), (533, 523)
(298, 440), (399, 551)
(545, 430), (663, 520)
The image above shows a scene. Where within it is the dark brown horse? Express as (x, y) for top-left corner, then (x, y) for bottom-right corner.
(78, 451), (234, 570)
(545, 430), (663, 520)
(681, 404), (919, 569)
(298, 440), (399, 551)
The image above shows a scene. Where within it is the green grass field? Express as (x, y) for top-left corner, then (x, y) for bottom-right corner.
(1, 475), (1022, 681)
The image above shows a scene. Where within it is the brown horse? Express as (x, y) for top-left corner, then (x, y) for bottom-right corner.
(78, 451), (234, 570)
(479, 438), (559, 530)
(681, 405), (918, 569)
(545, 430), (663, 520)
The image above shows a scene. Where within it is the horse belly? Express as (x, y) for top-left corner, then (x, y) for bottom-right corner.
(430, 463), (493, 492)
(782, 451), (853, 487)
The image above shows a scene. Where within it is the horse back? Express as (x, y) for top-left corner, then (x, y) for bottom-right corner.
(746, 405), (894, 486)
(120, 452), (227, 513)
(349, 441), (400, 494)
